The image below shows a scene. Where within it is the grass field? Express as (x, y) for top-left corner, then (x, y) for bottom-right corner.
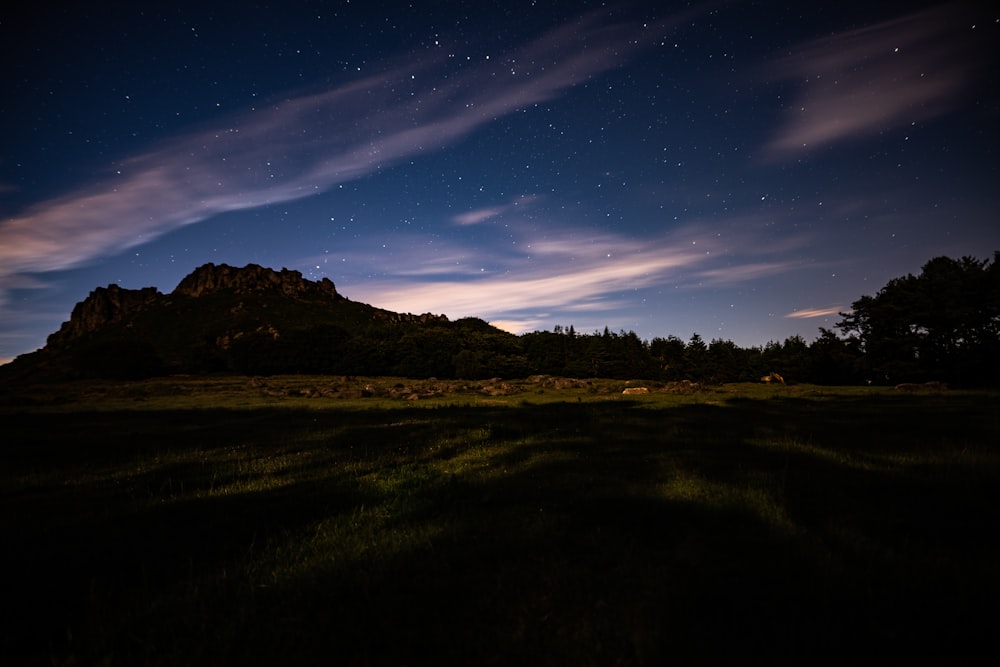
(2, 376), (999, 665)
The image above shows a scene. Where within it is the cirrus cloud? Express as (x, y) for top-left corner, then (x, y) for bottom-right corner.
(0, 8), (699, 297)
(784, 306), (844, 319)
(764, 4), (979, 157)
(339, 218), (814, 330)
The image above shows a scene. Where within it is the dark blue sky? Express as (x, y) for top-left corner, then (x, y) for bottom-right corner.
(2, 1), (998, 362)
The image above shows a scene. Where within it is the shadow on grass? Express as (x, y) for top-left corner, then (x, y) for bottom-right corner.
(3, 392), (999, 665)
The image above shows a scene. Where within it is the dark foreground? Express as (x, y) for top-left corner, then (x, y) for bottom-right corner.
(2, 378), (998, 665)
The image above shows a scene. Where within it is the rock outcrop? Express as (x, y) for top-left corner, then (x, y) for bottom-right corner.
(12, 262), (477, 381)
(45, 263), (343, 346)
(48, 284), (161, 345)
(172, 262), (340, 300)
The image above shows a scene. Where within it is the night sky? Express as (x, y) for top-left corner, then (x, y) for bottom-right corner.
(2, 1), (998, 364)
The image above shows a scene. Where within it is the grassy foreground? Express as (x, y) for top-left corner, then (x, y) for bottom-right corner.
(2, 376), (999, 665)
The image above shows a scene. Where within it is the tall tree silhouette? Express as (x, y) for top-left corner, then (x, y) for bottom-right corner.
(837, 253), (1000, 385)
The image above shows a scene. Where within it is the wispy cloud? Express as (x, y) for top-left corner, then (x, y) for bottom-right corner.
(784, 306), (844, 319)
(452, 195), (540, 226)
(0, 9), (692, 293)
(452, 207), (509, 226)
(763, 5), (976, 157)
(342, 220), (809, 327)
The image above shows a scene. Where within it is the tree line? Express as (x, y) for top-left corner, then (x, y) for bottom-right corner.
(220, 253), (998, 387)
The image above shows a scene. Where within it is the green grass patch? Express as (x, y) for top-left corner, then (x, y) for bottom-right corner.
(3, 379), (998, 665)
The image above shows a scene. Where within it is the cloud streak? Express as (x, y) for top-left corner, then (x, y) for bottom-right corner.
(0, 9), (690, 291)
(764, 5), (976, 157)
(785, 307), (844, 319)
(452, 195), (541, 226)
(341, 220), (810, 333)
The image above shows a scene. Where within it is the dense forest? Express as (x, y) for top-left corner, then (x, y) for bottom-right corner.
(221, 253), (1000, 387)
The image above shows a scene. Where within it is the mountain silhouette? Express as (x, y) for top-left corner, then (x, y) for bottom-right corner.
(2, 263), (518, 381)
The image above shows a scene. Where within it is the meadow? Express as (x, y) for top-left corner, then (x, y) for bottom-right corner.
(2, 376), (998, 665)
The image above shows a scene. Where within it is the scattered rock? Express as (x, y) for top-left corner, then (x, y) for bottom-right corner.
(480, 382), (518, 396)
(527, 375), (591, 389)
(895, 381), (948, 392)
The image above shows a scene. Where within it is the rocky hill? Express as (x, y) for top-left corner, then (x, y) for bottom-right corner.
(172, 262), (340, 299)
(47, 284), (162, 345)
(3, 263), (516, 381)
(47, 263), (349, 348)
